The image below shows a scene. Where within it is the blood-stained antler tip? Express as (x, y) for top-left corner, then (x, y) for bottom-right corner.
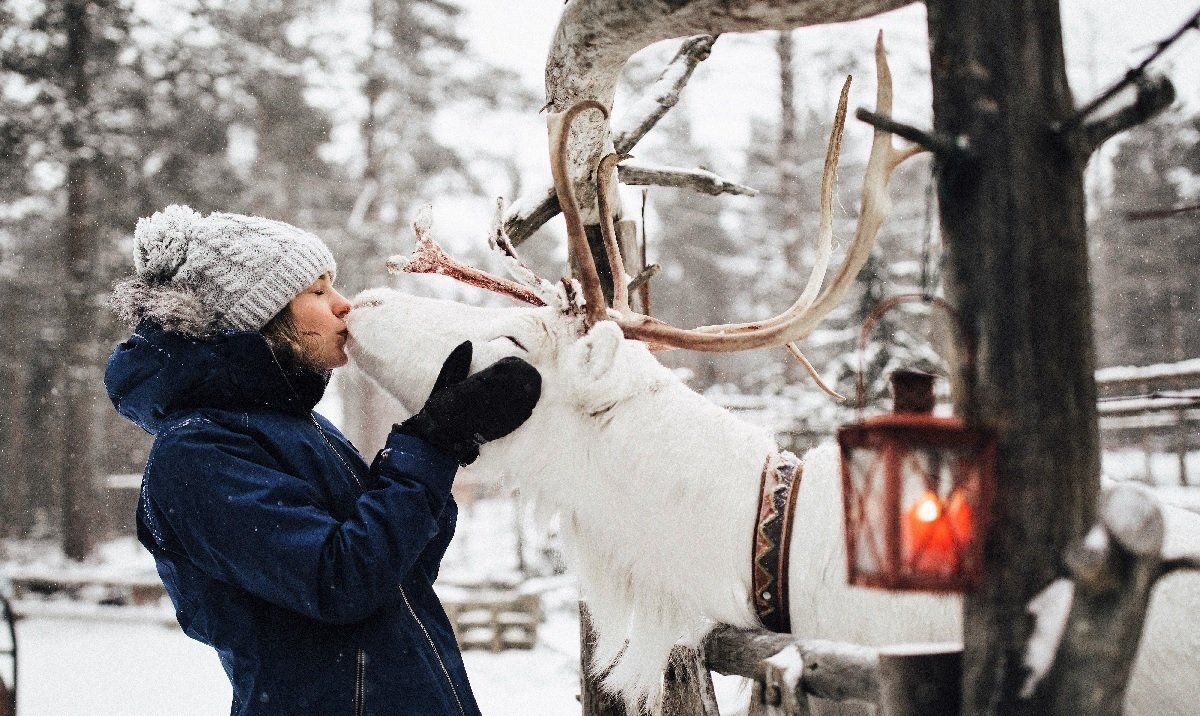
(384, 254), (412, 275)
(413, 204), (435, 233)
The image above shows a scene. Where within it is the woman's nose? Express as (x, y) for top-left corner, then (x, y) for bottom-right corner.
(333, 292), (352, 319)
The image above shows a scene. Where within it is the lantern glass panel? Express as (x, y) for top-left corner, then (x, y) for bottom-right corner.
(898, 444), (979, 583)
(847, 448), (885, 576)
(839, 420), (994, 593)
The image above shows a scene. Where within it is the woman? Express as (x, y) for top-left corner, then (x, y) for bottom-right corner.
(104, 205), (540, 715)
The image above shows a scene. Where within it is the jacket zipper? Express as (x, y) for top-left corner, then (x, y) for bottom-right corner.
(308, 411), (461, 715)
(400, 585), (467, 716)
(353, 648), (366, 716)
(309, 414), (363, 491)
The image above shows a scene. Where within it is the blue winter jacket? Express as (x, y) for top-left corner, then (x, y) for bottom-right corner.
(104, 320), (482, 716)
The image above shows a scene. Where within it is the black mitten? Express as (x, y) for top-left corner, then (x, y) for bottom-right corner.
(393, 341), (542, 465)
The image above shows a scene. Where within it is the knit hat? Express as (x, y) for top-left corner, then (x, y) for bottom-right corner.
(110, 205), (336, 336)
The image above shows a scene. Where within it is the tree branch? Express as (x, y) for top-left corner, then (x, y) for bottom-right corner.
(618, 162), (758, 196)
(611, 35), (717, 154)
(1057, 6), (1199, 133)
(1159, 556), (1200, 577)
(1125, 202), (1200, 221)
(854, 108), (972, 161)
(1082, 74), (1176, 153)
(627, 263), (660, 294)
(503, 35), (719, 245)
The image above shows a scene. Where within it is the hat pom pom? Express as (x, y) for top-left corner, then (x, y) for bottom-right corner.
(134, 204), (201, 281)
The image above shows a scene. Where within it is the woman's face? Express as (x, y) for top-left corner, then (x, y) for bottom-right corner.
(289, 272), (352, 370)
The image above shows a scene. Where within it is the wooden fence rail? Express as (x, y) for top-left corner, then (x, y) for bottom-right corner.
(582, 616), (962, 715)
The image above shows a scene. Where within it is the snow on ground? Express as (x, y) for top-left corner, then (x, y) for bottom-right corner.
(11, 608), (748, 715)
(15, 618), (231, 715)
(7, 496), (588, 714)
(8, 453), (1192, 713)
(1103, 449), (1199, 488)
(13, 601), (585, 715)
(6, 495), (751, 714)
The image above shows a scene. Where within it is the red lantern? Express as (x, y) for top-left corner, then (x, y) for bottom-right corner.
(837, 295), (996, 593)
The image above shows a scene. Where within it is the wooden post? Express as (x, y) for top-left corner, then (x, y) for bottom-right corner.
(1030, 486), (1180, 715)
(876, 644), (962, 716)
(660, 644), (720, 716)
(579, 602), (630, 716)
(925, 2), (1100, 713)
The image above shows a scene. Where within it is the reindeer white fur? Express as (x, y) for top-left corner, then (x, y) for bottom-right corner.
(346, 290), (962, 707)
(343, 36), (1200, 711)
(348, 291), (1200, 715)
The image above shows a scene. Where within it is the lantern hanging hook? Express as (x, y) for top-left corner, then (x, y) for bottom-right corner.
(854, 293), (977, 422)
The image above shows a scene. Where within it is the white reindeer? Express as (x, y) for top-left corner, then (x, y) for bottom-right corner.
(346, 41), (953, 706)
(346, 35), (1200, 716)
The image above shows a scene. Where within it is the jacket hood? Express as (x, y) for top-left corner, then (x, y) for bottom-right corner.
(105, 319), (329, 434)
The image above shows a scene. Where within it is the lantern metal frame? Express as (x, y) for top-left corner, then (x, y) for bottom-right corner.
(837, 294), (997, 593)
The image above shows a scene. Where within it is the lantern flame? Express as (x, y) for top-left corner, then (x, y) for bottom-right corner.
(914, 494), (942, 523)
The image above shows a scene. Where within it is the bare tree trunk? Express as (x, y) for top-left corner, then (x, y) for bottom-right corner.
(660, 644), (719, 716)
(60, 0), (99, 561)
(340, 0), (394, 453)
(777, 31), (801, 249)
(925, 2), (1098, 713)
(0, 365), (28, 538)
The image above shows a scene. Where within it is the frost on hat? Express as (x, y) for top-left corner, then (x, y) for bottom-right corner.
(111, 204), (336, 336)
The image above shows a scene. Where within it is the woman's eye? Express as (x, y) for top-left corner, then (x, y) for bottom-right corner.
(313, 290), (325, 296)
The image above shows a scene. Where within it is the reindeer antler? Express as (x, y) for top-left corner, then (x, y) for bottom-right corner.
(549, 100), (612, 325)
(563, 34), (922, 354)
(596, 151), (634, 315)
(394, 37), (915, 401)
(386, 207), (547, 307)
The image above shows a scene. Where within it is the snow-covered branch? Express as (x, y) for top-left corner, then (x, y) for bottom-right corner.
(543, 0), (910, 225)
(610, 35), (717, 154)
(504, 35), (719, 245)
(617, 162), (758, 197)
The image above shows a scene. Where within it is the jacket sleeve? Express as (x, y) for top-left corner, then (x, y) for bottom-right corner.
(146, 418), (458, 625)
(415, 497), (458, 583)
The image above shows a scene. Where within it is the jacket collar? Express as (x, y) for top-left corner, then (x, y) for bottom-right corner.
(105, 319), (330, 434)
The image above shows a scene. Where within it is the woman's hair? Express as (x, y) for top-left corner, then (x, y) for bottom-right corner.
(261, 305), (322, 374)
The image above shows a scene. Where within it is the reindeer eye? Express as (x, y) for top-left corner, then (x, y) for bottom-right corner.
(490, 335), (528, 352)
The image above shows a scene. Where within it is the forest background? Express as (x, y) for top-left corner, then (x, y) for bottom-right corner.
(1, 0), (1197, 557)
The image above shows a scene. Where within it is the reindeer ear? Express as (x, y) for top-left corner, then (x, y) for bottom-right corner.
(572, 321), (623, 382)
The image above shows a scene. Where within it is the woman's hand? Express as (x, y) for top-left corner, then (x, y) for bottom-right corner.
(392, 341), (541, 465)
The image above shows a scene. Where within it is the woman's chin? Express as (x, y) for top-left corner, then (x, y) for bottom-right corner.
(330, 347), (350, 369)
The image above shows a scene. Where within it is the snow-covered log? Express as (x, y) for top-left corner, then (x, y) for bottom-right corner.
(1022, 484), (1200, 716)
